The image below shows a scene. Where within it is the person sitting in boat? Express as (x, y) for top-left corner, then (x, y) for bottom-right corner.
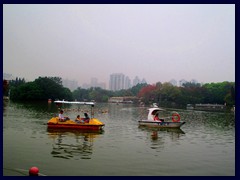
(83, 113), (90, 123)
(154, 113), (162, 122)
(75, 115), (84, 123)
(58, 110), (70, 122)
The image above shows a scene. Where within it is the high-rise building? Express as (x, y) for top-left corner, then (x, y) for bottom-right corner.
(191, 79), (198, 84)
(133, 76), (140, 86)
(109, 73), (147, 91)
(179, 79), (187, 87)
(109, 73), (125, 91)
(91, 77), (98, 87)
(82, 77), (106, 89)
(141, 78), (147, 84)
(62, 79), (78, 91)
(125, 76), (132, 89)
(169, 79), (177, 86)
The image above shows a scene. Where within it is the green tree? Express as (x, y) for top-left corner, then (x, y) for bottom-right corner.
(224, 85), (235, 106)
(178, 84), (206, 106)
(72, 87), (90, 101)
(160, 82), (181, 107)
(10, 76), (72, 101)
(130, 83), (148, 96)
(203, 82), (234, 104)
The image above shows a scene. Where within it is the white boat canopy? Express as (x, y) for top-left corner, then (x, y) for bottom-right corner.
(147, 107), (165, 120)
(54, 100), (95, 105)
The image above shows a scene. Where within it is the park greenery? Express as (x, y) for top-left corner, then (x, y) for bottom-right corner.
(3, 76), (235, 109)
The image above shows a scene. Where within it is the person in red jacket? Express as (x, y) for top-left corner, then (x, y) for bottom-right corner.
(154, 113), (162, 122)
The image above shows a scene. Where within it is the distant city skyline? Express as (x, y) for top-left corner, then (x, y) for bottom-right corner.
(4, 72), (208, 91)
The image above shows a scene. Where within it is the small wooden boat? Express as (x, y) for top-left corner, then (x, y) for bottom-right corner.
(47, 101), (105, 131)
(138, 108), (185, 128)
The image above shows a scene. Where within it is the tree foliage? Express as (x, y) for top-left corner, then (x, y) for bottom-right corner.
(137, 84), (157, 104)
(137, 81), (235, 108)
(202, 81), (235, 105)
(3, 80), (9, 96)
(7, 76), (235, 108)
(9, 76), (72, 101)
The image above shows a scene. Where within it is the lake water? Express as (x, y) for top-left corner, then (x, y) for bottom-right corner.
(3, 101), (235, 176)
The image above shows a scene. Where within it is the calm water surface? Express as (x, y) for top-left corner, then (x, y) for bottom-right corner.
(3, 101), (235, 176)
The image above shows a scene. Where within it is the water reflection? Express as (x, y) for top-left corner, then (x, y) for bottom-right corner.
(138, 126), (185, 151)
(139, 126), (185, 135)
(47, 129), (104, 160)
(3, 100), (10, 116)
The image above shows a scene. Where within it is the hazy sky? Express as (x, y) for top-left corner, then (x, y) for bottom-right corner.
(3, 4), (235, 87)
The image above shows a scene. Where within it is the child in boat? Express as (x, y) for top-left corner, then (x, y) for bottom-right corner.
(75, 115), (84, 123)
(58, 110), (70, 122)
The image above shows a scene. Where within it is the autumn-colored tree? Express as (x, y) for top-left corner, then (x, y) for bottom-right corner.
(138, 84), (157, 104)
(3, 80), (9, 96)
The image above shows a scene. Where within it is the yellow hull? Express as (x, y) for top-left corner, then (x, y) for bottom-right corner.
(47, 117), (104, 130)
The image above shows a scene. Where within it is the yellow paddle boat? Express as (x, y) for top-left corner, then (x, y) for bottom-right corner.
(47, 101), (105, 131)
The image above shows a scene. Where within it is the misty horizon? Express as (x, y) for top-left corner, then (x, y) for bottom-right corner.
(3, 4), (235, 88)
(3, 71), (233, 91)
